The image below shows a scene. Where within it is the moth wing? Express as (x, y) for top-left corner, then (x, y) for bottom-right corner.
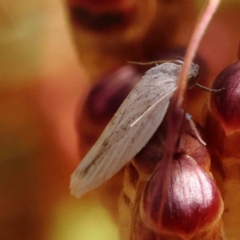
(70, 77), (177, 197)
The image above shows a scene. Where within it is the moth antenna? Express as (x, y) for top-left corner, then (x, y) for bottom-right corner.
(127, 59), (183, 66)
(195, 83), (225, 92)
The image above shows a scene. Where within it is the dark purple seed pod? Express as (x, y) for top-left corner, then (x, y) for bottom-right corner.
(69, 7), (132, 31)
(210, 61), (240, 132)
(85, 65), (141, 121)
(140, 153), (223, 239)
(67, 0), (137, 32)
(67, 0), (156, 38)
(206, 60), (240, 239)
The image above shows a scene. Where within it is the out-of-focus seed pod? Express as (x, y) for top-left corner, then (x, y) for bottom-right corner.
(66, 0), (157, 79)
(210, 61), (240, 132)
(206, 60), (240, 239)
(66, 0), (197, 80)
(119, 111), (223, 239)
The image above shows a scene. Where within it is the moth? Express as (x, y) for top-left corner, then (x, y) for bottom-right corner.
(70, 60), (199, 197)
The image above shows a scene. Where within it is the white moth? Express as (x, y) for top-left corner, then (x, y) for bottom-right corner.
(70, 61), (199, 197)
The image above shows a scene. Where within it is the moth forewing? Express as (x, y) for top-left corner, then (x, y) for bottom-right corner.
(70, 62), (199, 197)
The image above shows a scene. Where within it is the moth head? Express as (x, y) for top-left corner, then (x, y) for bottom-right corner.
(187, 63), (200, 88)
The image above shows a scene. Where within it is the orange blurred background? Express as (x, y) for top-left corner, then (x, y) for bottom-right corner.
(0, 0), (239, 240)
(0, 0), (119, 239)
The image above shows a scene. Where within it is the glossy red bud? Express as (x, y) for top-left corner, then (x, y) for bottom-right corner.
(140, 153), (223, 239)
(210, 61), (240, 132)
(206, 60), (240, 239)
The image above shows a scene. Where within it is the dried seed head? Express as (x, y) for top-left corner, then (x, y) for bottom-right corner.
(140, 153), (223, 239)
(210, 61), (240, 133)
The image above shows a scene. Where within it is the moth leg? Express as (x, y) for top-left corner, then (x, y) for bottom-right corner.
(195, 83), (225, 92)
(186, 113), (206, 146)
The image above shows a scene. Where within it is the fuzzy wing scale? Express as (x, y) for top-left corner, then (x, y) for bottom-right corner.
(70, 75), (177, 197)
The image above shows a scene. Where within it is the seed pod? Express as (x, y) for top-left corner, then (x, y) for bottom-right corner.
(66, 0), (158, 80)
(210, 61), (240, 132)
(119, 110), (223, 239)
(140, 153), (223, 239)
(66, 0), (197, 80)
(206, 60), (240, 239)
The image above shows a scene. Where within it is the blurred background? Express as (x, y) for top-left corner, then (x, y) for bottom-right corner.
(0, 0), (239, 240)
(0, 0), (118, 239)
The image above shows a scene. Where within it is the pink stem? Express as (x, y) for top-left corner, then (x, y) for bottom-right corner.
(175, 0), (220, 108)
